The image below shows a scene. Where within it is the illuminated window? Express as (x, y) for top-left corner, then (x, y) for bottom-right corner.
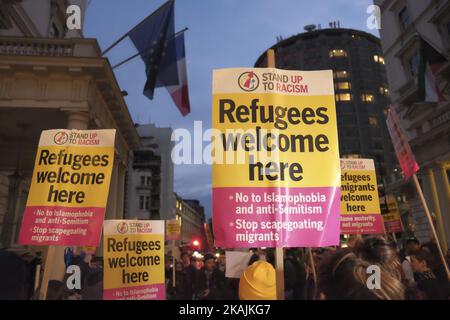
(361, 93), (375, 102)
(369, 116), (378, 127)
(334, 70), (349, 79)
(335, 93), (352, 101)
(373, 55), (385, 64)
(329, 49), (347, 58)
(379, 86), (389, 96)
(335, 82), (352, 90)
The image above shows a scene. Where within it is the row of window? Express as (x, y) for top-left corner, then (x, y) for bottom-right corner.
(334, 82), (389, 96)
(335, 93), (381, 103)
(329, 49), (385, 65)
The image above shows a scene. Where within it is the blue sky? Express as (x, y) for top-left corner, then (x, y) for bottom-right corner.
(84, 0), (379, 219)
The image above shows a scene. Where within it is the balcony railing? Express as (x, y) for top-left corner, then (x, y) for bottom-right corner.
(0, 36), (101, 58)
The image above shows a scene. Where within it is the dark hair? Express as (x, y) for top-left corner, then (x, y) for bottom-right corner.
(318, 237), (405, 300)
(0, 251), (27, 300)
(204, 253), (215, 262)
(411, 249), (432, 264)
(181, 252), (190, 259)
(355, 237), (400, 272)
(406, 238), (420, 246)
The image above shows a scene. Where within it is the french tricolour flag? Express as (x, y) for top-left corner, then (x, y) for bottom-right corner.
(157, 33), (191, 116)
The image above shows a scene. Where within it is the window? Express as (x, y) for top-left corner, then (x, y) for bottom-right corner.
(447, 21), (450, 35)
(139, 196), (145, 210)
(335, 93), (352, 101)
(146, 176), (151, 185)
(145, 196), (150, 210)
(334, 70), (349, 79)
(361, 93), (375, 103)
(335, 82), (352, 90)
(140, 176), (145, 186)
(398, 7), (411, 30)
(369, 116), (378, 127)
(408, 51), (420, 81)
(373, 55), (385, 64)
(329, 49), (347, 58)
(379, 86), (389, 96)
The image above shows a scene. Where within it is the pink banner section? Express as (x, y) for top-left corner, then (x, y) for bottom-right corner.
(213, 187), (341, 248)
(18, 206), (105, 246)
(384, 220), (403, 233)
(103, 283), (165, 300)
(340, 214), (384, 234)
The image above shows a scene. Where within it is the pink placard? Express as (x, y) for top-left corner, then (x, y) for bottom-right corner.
(213, 186), (341, 248)
(19, 206), (105, 246)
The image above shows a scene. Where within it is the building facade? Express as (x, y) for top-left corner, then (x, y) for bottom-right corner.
(255, 27), (398, 187)
(375, 0), (450, 250)
(0, 0), (140, 294)
(174, 193), (206, 251)
(124, 123), (175, 220)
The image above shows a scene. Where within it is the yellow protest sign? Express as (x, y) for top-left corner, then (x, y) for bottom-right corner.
(166, 219), (181, 240)
(212, 68), (341, 247)
(383, 194), (403, 233)
(19, 129), (115, 246)
(103, 220), (165, 300)
(340, 158), (384, 234)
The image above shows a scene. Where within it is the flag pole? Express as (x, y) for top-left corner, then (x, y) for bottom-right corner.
(101, 0), (174, 56)
(111, 27), (188, 70)
(267, 48), (285, 301)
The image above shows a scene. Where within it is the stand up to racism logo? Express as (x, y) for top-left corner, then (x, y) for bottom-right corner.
(238, 71), (260, 92)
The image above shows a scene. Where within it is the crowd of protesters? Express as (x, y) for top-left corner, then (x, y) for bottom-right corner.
(1, 236), (450, 300)
(165, 236), (450, 300)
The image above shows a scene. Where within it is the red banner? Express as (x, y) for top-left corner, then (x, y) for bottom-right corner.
(386, 107), (419, 180)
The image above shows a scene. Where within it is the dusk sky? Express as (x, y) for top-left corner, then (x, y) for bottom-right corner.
(84, 0), (380, 219)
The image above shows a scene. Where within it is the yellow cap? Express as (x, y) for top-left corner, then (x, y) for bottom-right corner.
(239, 260), (276, 300)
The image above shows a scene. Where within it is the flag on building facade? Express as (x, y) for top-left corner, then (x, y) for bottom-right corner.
(129, 0), (176, 100)
(157, 32), (190, 116)
(418, 38), (448, 103)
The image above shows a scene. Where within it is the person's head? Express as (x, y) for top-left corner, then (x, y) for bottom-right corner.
(175, 262), (184, 272)
(355, 237), (401, 275)
(406, 238), (420, 255)
(204, 253), (216, 272)
(181, 252), (190, 266)
(318, 239), (405, 300)
(239, 260), (276, 300)
(218, 251), (226, 266)
(410, 249), (432, 273)
(0, 251), (27, 300)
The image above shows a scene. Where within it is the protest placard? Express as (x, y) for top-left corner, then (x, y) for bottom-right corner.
(340, 158), (384, 234)
(103, 220), (165, 300)
(212, 68), (341, 247)
(19, 129), (115, 246)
